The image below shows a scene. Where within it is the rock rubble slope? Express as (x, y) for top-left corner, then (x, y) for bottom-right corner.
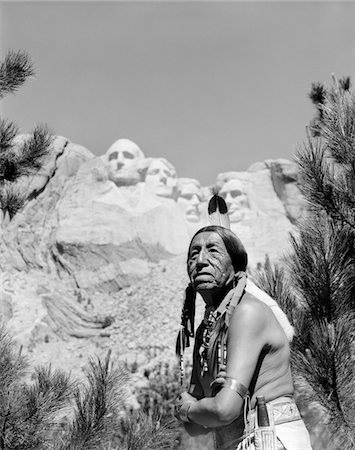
(0, 136), (305, 375)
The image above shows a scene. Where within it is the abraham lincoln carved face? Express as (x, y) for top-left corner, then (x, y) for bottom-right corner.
(219, 179), (249, 223)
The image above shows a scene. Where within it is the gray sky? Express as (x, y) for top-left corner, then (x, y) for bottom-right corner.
(1, 1), (355, 185)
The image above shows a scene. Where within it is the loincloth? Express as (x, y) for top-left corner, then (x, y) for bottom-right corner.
(213, 397), (312, 450)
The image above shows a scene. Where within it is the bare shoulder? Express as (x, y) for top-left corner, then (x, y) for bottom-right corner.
(229, 291), (285, 343)
(233, 291), (271, 322)
(229, 292), (270, 336)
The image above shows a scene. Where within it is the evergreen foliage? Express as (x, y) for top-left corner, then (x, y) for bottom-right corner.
(60, 350), (128, 450)
(0, 326), (180, 450)
(256, 76), (355, 449)
(0, 50), (53, 220)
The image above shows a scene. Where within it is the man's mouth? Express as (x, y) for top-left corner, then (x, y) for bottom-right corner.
(194, 272), (213, 280)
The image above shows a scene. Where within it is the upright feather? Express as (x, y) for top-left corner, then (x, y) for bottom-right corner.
(208, 194), (231, 229)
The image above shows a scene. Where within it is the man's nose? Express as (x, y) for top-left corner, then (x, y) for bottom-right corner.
(196, 249), (208, 266)
(116, 161), (124, 170)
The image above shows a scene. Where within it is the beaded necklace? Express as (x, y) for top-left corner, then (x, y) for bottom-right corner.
(198, 272), (247, 377)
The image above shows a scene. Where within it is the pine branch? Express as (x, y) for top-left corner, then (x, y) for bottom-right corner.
(0, 327), (27, 389)
(339, 76), (351, 92)
(118, 410), (179, 450)
(252, 255), (297, 325)
(0, 183), (27, 219)
(289, 214), (355, 321)
(62, 351), (128, 450)
(292, 315), (355, 448)
(296, 136), (355, 229)
(320, 88), (355, 167)
(309, 82), (326, 106)
(0, 366), (74, 450)
(0, 50), (34, 99)
(0, 119), (18, 154)
(15, 124), (54, 177)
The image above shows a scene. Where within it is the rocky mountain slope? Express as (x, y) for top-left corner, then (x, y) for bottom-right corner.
(0, 136), (305, 378)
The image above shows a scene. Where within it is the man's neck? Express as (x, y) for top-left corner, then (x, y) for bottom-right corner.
(200, 281), (234, 309)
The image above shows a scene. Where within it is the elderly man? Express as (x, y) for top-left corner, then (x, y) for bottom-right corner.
(175, 225), (312, 450)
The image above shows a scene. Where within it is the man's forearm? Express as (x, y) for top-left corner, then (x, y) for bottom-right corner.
(187, 396), (238, 428)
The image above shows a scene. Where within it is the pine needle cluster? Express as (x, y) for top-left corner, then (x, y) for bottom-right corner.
(117, 410), (179, 450)
(0, 50), (53, 221)
(60, 350), (128, 450)
(255, 76), (355, 449)
(0, 326), (179, 450)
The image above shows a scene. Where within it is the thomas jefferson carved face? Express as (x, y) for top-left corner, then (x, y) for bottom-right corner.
(145, 158), (177, 198)
(177, 178), (202, 222)
(219, 179), (249, 222)
(105, 139), (144, 186)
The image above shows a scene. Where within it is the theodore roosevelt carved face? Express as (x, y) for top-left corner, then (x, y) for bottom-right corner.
(105, 139), (144, 186)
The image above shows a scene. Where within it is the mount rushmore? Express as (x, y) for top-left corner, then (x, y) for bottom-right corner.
(0, 136), (305, 374)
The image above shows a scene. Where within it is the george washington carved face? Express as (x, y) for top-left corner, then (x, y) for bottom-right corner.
(105, 139), (144, 186)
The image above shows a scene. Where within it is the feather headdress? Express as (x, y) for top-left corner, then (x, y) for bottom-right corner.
(208, 194), (230, 229)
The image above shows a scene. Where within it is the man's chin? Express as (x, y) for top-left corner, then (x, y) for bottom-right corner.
(194, 281), (216, 291)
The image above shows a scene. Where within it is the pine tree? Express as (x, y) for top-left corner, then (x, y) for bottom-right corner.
(255, 76), (355, 449)
(0, 50), (53, 221)
(0, 325), (180, 450)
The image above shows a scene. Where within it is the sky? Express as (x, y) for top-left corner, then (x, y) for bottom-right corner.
(1, 1), (355, 185)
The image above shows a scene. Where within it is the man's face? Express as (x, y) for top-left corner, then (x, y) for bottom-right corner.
(145, 159), (177, 198)
(177, 180), (202, 222)
(106, 141), (144, 186)
(187, 232), (235, 294)
(219, 179), (249, 222)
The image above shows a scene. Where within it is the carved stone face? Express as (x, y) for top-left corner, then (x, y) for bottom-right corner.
(177, 178), (202, 222)
(144, 158), (177, 198)
(105, 139), (144, 186)
(219, 179), (249, 222)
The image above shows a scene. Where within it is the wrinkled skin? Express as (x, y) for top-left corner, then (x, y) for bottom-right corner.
(187, 232), (235, 304)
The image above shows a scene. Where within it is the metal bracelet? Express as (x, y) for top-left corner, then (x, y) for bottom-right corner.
(224, 377), (249, 399)
(178, 401), (193, 423)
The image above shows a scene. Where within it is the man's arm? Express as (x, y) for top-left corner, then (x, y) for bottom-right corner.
(185, 300), (268, 428)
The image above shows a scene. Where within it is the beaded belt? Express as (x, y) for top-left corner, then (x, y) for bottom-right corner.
(247, 396), (301, 429)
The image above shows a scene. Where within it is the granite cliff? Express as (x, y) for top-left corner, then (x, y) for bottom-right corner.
(0, 136), (305, 376)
